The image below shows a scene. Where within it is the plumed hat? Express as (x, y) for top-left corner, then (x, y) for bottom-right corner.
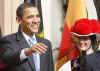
(71, 18), (100, 37)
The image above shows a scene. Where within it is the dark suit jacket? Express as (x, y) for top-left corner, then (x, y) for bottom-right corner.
(80, 51), (100, 71)
(0, 31), (54, 71)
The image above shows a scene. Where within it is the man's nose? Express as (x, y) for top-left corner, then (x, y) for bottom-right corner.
(33, 16), (38, 20)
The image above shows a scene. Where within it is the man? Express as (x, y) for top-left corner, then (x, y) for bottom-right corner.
(0, 3), (54, 71)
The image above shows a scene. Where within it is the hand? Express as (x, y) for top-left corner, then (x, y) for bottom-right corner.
(24, 42), (48, 56)
(31, 42), (48, 53)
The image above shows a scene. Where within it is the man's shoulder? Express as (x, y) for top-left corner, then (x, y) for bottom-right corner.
(2, 33), (17, 39)
(39, 37), (51, 44)
(36, 35), (50, 42)
(37, 36), (52, 47)
(0, 32), (19, 42)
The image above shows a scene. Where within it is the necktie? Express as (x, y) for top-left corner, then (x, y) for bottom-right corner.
(28, 38), (40, 71)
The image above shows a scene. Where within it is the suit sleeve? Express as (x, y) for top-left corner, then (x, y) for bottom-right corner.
(0, 38), (21, 68)
(80, 56), (92, 71)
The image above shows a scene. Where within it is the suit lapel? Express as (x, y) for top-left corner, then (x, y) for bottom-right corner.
(40, 54), (44, 71)
(28, 55), (36, 71)
(36, 35), (49, 71)
(16, 31), (36, 71)
(36, 35), (44, 71)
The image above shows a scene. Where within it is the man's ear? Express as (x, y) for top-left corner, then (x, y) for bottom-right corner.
(16, 17), (22, 25)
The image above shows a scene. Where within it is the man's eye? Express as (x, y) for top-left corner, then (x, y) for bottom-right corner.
(27, 15), (40, 19)
(27, 16), (33, 19)
(36, 15), (40, 18)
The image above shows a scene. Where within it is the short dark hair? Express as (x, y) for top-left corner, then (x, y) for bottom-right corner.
(16, 3), (36, 19)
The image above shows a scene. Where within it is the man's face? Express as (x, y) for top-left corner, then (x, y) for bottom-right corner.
(20, 7), (40, 36)
(77, 37), (91, 51)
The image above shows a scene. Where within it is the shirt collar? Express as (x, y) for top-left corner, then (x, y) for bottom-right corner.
(22, 32), (37, 43)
